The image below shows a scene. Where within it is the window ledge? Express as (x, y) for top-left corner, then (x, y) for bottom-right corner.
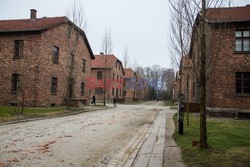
(236, 94), (250, 97)
(234, 51), (250, 54)
(51, 93), (57, 95)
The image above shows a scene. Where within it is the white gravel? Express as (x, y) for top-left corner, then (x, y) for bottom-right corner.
(0, 102), (165, 167)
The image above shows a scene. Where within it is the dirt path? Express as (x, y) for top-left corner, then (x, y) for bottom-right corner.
(0, 103), (163, 167)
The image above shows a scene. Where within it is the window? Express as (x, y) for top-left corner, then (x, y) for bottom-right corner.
(113, 73), (115, 81)
(112, 88), (114, 96)
(235, 30), (250, 52)
(81, 82), (85, 96)
(13, 40), (24, 59)
(120, 89), (121, 96)
(11, 74), (20, 93)
(117, 75), (119, 82)
(82, 59), (86, 72)
(116, 62), (117, 68)
(51, 77), (57, 95)
(120, 76), (122, 83)
(97, 71), (103, 80)
(95, 87), (103, 94)
(53, 46), (59, 64)
(236, 72), (250, 95)
(69, 54), (74, 68)
(119, 64), (120, 70)
(116, 88), (118, 97)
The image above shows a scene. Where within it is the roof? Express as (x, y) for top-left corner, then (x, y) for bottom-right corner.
(0, 16), (67, 32)
(0, 16), (95, 59)
(125, 68), (136, 78)
(206, 6), (250, 22)
(91, 54), (125, 74)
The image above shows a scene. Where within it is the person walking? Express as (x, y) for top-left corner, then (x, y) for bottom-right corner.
(91, 95), (96, 105)
(113, 97), (117, 107)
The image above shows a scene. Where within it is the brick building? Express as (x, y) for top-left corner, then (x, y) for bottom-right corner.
(124, 68), (138, 101)
(90, 54), (125, 103)
(179, 6), (250, 117)
(0, 9), (95, 107)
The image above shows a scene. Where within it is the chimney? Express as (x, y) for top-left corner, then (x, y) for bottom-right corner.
(30, 9), (37, 20)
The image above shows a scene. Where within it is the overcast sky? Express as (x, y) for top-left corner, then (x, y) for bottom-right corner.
(0, 0), (249, 69)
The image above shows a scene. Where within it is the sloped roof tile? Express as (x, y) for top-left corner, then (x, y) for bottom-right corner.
(0, 17), (67, 32)
(206, 6), (250, 22)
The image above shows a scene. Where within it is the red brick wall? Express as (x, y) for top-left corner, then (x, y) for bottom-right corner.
(124, 73), (137, 101)
(208, 24), (250, 109)
(0, 24), (93, 106)
(0, 32), (42, 106)
(90, 61), (124, 103)
(181, 23), (250, 113)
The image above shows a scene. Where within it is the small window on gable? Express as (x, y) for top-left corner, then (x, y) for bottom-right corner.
(53, 46), (59, 64)
(13, 40), (24, 59)
(82, 59), (86, 72)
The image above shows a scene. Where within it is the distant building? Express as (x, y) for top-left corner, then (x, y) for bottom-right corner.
(124, 68), (138, 101)
(0, 9), (95, 107)
(90, 54), (125, 103)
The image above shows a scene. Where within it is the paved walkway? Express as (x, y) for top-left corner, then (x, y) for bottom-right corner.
(129, 111), (166, 167)
(107, 108), (185, 167)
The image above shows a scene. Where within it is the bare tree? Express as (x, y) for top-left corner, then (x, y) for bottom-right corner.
(65, 0), (87, 108)
(67, 0), (87, 32)
(169, 0), (232, 149)
(100, 28), (113, 106)
(132, 59), (139, 71)
(122, 46), (130, 70)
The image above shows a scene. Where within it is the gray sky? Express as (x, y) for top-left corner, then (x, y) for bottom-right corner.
(0, 0), (249, 69)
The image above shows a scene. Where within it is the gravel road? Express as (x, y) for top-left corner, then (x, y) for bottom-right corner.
(0, 102), (165, 167)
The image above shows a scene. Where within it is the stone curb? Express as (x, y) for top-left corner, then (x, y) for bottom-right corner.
(0, 106), (113, 126)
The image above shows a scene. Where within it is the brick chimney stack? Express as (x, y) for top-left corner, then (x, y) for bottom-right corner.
(30, 9), (37, 20)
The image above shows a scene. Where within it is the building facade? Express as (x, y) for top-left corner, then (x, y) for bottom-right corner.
(179, 6), (250, 117)
(90, 54), (125, 103)
(0, 9), (95, 107)
(124, 68), (138, 101)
